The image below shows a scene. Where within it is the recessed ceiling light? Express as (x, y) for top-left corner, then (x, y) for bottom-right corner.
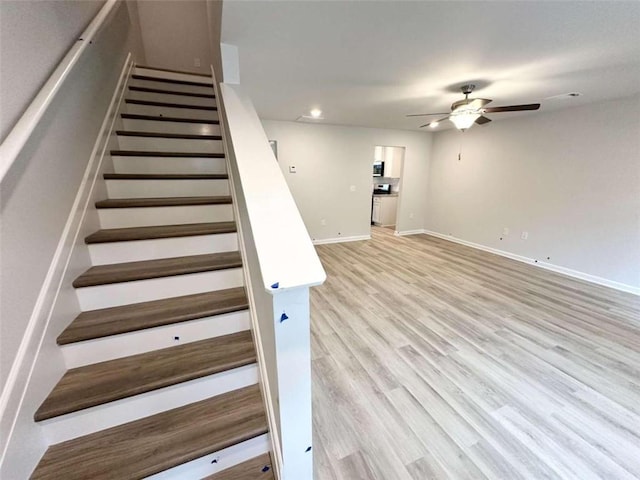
(310, 108), (322, 118)
(429, 121), (439, 128)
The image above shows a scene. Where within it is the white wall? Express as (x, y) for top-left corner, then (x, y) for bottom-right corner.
(0, 4), (141, 474)
(136, 0), (214, 74)
(261, 120), (432, 241)
(0, 0), (141, 391)
(0, 0), (105, 141)
(425, 95), (640, 291)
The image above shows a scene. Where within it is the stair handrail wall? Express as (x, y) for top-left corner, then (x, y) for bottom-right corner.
(214, 73), (326, 479)
(0, 0), (118, 183)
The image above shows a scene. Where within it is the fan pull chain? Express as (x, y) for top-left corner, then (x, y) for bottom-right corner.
(458, 133), (464, 161)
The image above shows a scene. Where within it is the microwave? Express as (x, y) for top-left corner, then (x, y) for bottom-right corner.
(373, 161), (384, 177)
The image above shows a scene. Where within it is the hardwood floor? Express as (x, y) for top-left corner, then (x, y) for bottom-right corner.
(311, 227), (640, 480)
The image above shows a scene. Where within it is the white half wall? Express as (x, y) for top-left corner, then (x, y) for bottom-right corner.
(425, 95), (640, 291)
(261, 120), (432, 242)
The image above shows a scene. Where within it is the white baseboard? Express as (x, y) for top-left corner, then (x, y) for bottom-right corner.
(0, 54), (134, 478)
(313, 234), (370, 245)
(395, 229), (425, 237)
(420, 229), (640, 296)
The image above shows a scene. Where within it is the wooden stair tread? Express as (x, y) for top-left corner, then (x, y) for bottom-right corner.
(104, 173), (228, 180)
(58, 287), (248, 345)
(35, 331), (256, 421)
(111, 149), (225, 157)
(129, 85), (215, 98)
(121, 113), (220, 124)
(95, 196), (232, 208)
(32, 385), (267, 479)
(85, 221), (236, 244)
(135, 64), (213, 77)
(203, 453), (274, 480)
(116, 130), (222, 140)
(125, 98), (217, 111)
(132, 73), (212, 87)
(72, 251), (241, 288)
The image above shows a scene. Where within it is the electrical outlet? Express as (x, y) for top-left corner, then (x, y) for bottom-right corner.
(521, 231), (529, 240)
(194, 57), (201, 67)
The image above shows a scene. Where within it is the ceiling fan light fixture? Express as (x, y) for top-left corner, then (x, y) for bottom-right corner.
(429, 121), (439, 128)
(449, 110), (480, 130)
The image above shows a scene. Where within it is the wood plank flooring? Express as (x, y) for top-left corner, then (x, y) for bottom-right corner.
(311, 227), (640, 480)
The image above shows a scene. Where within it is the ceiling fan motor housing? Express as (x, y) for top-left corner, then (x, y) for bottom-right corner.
(461, 84), (476, 96)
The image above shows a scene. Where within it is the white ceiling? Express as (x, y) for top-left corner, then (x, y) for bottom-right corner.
(221, 1), (640, 131)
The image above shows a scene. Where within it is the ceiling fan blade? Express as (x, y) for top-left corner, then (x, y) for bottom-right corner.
(475, 116), (492, 125)
(406, 112), (450, 117)
(482, 103), (540, 113)
(419, 116), (449, 128)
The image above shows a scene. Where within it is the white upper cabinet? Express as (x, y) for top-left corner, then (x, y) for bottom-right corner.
(382, 146), (403, 178)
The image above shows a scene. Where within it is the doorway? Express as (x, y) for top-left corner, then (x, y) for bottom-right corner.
(371, 145), (405, 233)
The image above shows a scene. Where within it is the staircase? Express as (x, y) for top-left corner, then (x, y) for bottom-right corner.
(30, 66), (274, 479)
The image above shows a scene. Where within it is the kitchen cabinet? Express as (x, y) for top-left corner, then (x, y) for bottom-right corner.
(372, 195), (398, 227)
(372, 200), (381, 223)
(383, 147), (403, 178)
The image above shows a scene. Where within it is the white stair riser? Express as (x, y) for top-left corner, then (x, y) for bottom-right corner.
(76, 268), (244, 310)
(125, 103), (218, 120)
(88, 232), (238, 265)
(62, 310), (250, 368)
(148, 434), (271, 480)
(113, 156), (227, 174)
(127, 89), (216, 107)
(129, 78), (212, 96)
(41, 364), (258, 445)
(134, 67), (213, 85)
(98, 204), (234, 228)
(106, 179), (229, 198)
(122, 118), (221, 136)
(116, 136), (223, 153)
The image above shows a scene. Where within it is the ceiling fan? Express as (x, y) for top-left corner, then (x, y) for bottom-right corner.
(407, 84), (540, 130)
